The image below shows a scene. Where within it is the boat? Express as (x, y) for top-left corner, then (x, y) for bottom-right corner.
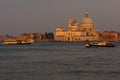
(85, 41), (116, 47)
(2, 39), (32, 45)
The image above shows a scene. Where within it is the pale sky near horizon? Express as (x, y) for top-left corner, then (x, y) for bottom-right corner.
(0, 0), (120, 36)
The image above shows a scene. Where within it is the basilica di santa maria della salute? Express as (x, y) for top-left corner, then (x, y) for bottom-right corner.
(54, 11), (100, 42)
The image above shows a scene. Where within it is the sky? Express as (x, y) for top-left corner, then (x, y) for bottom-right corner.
(0, 0), (120, 36)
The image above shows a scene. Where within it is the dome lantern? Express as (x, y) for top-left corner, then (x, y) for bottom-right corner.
(85, 11), (89, 17)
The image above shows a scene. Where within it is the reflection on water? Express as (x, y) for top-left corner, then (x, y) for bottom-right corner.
(0, 42), (120, 80)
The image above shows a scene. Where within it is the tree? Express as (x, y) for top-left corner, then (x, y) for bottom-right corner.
(44, 32), (54, 39)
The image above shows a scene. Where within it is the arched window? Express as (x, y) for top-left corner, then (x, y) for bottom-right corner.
(90, 28), (91, 31)
(86, 32), (89, 36)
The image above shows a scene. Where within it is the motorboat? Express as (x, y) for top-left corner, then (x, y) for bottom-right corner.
(85, 41), (116, 47)
(2, 39), (32, 45)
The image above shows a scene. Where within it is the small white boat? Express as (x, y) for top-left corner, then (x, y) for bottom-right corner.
(85, 41), (116, 47)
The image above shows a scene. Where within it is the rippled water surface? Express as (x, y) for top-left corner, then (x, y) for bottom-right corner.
(0, 42), (120, 80)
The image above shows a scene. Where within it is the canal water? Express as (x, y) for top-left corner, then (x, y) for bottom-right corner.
(0, 42), (120, 80)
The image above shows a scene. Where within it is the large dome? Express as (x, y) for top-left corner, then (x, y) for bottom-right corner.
(81, 11), (93, 24)
(81, 17), (93, 24)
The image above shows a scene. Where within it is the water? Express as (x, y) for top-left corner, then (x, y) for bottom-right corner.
(0, 42), (120, 80)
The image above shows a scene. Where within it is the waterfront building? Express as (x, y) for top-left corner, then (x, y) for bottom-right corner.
(54, 11), (99, 42)
(0, 35), (8, 40)
(17, 33), (43, 42)
(100, 31), (119, 42)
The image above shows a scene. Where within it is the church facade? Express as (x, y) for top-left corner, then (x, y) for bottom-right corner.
(54, 11), (100, 42)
